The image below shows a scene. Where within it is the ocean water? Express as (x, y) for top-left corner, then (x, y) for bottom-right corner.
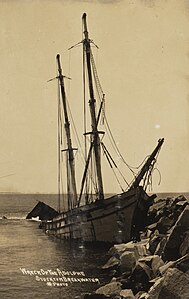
(0, 194), (109, 299)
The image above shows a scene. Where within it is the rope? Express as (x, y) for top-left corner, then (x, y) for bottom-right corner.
(89, 46), (136, 177)
(101, 142), (130, 188)
(101, 143), (124, 192)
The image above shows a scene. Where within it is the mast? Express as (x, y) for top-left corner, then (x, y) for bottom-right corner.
(130, 138), (164, 189)
(56, 54), (78, 208)
(82, 13), (104, 201)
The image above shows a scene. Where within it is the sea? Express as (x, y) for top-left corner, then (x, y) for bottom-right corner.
(0, 192), (187, 299)
(0, 194), (110, 299)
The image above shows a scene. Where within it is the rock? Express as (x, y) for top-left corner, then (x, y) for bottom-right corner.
(102, 256), (120, 270)
(84, 294), (111, 299)
(174, 195), (188, 204)
(134, 239), (149, 259)
(119, 277), (132, 290)
(147, 277), (164, 299)
(95, 196), (189, 299)
(137, 293), (149, 299)
(163, 205), (189, 261)
(146, 223), (158, 232)
(148, 233), (165, 255)
(179, 230), (189, 256)
(108, 269), (118, 278)
(159, 253), (189, 275)
(148, 267), (189, 298)
(140, 229), (153, 239)
(139, 255), (164, 276)
(120, 251), (136, 272)
(135, 291), (149, 299)
(159, 261), (175, 276)
(154, 236), (167, 256)
(176, 253), (189, 273)
(156, 216), (174, 234)
(148, 199), (168, 215)
(108, 240), (149, 260)
(158, 268), (189, 298)
(108, 243), (134, 258)
(151, 255), (164, 275)
(130, 262), (152, 293)
(95, 281), (122, 297)
(120, 289), (135, 298)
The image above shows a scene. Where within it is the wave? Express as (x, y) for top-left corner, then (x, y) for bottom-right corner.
(0, 216), (26, 220)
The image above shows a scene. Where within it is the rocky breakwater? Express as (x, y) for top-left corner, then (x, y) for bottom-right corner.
(82, 194), (189, 299)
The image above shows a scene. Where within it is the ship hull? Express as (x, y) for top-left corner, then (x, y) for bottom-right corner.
(43, 186), (153, 243)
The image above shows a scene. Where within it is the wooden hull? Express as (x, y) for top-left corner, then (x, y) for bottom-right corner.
(43, 186), (152, 243)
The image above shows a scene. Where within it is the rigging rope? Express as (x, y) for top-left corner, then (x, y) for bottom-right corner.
(101, 142), (130, 188)
(101, 143), (125, 192)
(66, 35), (162, 197)
(90, 47), (136, 177)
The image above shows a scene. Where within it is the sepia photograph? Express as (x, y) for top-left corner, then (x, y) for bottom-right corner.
(0, 0), (189, 298)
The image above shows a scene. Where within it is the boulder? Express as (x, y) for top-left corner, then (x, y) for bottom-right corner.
(120, 251), (136, 273)
(158, 268), (189, 298)
(130, 262), (152, 293)
(147, 277), (164, 299)
(156, 216), (174, 234)
(159, 261), (175, 276)
(174, 195), (188, 205)
(139, 294), (149, 299)
(163, 206), (189, 261)
(108, 240), (149, 261)
(154, 236), (167, 256)
(179, 230), (189, 256)
(148, 267), (189, 298)
(95, 281), (122, 297)
(148, 233), (165, 255)
(159, 253), (189, 275)
(84, 294), (111, 299)
(176, 254), (189, 273)
(108, 243), (135, 258)
(134, 239), (149, 259)
(135, 291), (149, 299)
(148, 199), (168, 215)
(150, 255), (164, 275)
(139, 255), (164, 276)
(102, 256), (120, 270)
(120, 289), (135, 298)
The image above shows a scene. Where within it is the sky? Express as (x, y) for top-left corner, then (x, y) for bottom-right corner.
(0, 0), (189, 193)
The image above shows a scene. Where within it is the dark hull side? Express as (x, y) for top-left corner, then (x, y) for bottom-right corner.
(43, 186), (153, 243)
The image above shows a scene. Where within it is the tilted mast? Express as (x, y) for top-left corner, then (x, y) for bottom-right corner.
(130, 138), (164, 189)
(82, 13), (104, 201)
(56, 54), (77, 208)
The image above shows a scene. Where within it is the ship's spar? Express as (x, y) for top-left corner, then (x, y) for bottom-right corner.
(56, 54), (78, 210)
(82, 13), (104, 201)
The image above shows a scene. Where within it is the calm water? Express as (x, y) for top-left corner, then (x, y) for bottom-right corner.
(0, 194), (110, 299)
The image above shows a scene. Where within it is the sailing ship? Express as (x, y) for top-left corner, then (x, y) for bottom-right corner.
(43, 13), (164, 243)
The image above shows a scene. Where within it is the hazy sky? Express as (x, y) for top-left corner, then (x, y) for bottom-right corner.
(0, 0), (189, 193)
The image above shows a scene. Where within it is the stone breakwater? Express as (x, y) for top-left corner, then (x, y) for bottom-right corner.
(78, 194), (189, 299)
